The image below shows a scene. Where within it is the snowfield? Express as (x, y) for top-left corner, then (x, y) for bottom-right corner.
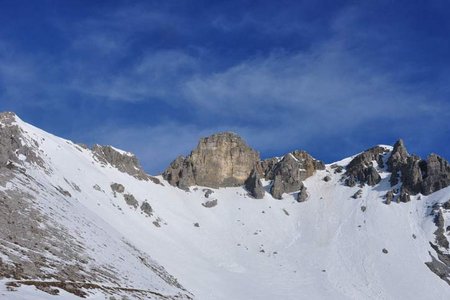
(1, 114), (449, 299)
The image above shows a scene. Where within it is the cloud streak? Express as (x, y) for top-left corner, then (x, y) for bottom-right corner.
(0, 1), (449, 172)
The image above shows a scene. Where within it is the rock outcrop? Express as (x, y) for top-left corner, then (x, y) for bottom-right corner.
(163, 132), (324, 199)
(0, 112), (45, 169)
(387, 139), (450, 195)
(266, 151), (324, 199)
(422, 154), (450, 195)
(344, 146), (387, 187)
(297, 184), (308, 202)
(245, 168), (265, 199)
(92, 145), (160, 184)
(270, 154), (305, 199)
(387, 139), (409, 185)
(163, 132), (260, 189)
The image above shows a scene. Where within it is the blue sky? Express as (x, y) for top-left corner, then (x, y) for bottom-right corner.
(0, 0), (449, 173)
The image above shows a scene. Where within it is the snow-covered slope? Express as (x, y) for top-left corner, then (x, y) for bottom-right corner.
(1, 112), (449, 299)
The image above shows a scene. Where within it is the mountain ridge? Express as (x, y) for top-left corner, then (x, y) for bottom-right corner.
(1, 111), (450, 299)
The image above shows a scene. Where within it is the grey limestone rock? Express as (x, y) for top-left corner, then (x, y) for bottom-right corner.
(385, 190), (394, 205)
(110, 183), (125, 194)
(259, 157), (280, 179)
(140, 201), (153, 217)
(163, 132), (260, 189)
(92, 145), (160, 184)
(245, 168), (265, 199)
(387, 140), (450, 196)
(442, 200), (450, 210)
(296, 185), (308, 202)
(421, 154), (450, 195)
(123, 193), (138, 208)
(203, 189), (214, 198)
(398, 187), (411, 203)
(400, 155), (424, 194)
(270, 154), (304, 200)
(344, 146), (386, 187)
(202, 199), (218, 208)
(387, 139), (409, 172)
(352, 189), (363, 199)
(434, 210), (449, 249)
(0, 112), (45, 169)
(269, 152), (323, 199)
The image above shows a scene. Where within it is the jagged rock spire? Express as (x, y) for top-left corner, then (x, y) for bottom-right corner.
(387, 139), (409, 172)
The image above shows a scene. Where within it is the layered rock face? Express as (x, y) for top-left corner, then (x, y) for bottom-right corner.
(344, 146), (388, 187)
(259, 150), (324, 199)
(92, 145), (160, 184)
(163, 132), (260, 189)
(387, 140), (450, 195)
(0, 112), (45, 169)
(244, 168), (265, 199)
(163, 132), (324, 199)
(267, 152), (324, 199)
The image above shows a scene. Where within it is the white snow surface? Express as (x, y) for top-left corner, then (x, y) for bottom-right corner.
(1, 114), (450, 299)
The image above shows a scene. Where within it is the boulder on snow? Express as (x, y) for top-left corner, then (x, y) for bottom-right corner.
(245, 168), (265, 199)
(202, 199), (218, 208)
(296, 185), (308, 202)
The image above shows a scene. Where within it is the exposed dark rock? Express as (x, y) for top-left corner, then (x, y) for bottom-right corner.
(260, 151), (324, 199)
(434, 210), (449, 249)
(291, 150), (325, 173)
(110, 183), (125, 194)
(401, 156), (424, 194)
(296, 185), (308, 202)
(270, 154), (303, 199)
(421, 154), (450, 195)
(0, 113), (45, 169)
(193, 223), (200, 227)
(345, 146), (386, 187)
(387, 140), (450, 196)
(352, 189), (363, 199)
(202, 199), (218, 208)
(385, 190), (394, 205)
(203, 189), (214, 198)
(426, 243), (450, 286)
(387, 139), (409, 172)
(259, 157), (280, 179)
(92, 145), (159, 184)
(56, 186), (72, 198)
(123, 194), (138, 209)
(382, 248), (388, 254)
(245, 168), (265, 199)
(140, 202), (153, 217)
(366, 166), (381, 186)
(361, 206), (366, 212)
(323, 176), (331, 182)
(331, 164), (344, 174)
(443, 200), (450, 210)
(398, 187), (411, 203)
(269, 152), (323, 199)
(345, 176), (357, 187)
(162, 132), (260, 189)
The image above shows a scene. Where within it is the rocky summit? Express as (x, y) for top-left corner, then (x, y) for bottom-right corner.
(1, 112), (450, 300)
(163, 132), (325, 200)
(163, 132), (260, 189)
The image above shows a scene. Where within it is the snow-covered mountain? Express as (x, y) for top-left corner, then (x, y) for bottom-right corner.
(0, 111), (449, 299)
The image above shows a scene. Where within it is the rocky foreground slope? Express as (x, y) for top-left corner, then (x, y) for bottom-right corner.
(1, 111), (450, 299)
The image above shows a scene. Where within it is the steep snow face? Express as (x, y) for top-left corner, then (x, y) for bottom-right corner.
(1, 113), (450, 299)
